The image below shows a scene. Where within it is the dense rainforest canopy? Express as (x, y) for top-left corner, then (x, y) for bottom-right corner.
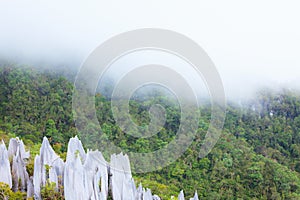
(1, 66), (300, 199)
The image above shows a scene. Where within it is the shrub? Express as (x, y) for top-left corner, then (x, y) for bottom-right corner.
(41, 180), (64, 200)
(0, 182), (26, 200)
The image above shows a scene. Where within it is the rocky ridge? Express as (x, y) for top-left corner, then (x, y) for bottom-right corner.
(0, 137), (198, 200)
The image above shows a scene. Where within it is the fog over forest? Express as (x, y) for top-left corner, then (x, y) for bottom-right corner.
(2, 1), (300, 199)
(0, 0), (300, 101)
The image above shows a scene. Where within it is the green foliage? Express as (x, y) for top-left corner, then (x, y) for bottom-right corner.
(0, 66), (75, 149)
(2, 66), (300, 199)
(0, 182), (26, 200)
(0, 130), (15, 144)
(41, 180), (64, 200)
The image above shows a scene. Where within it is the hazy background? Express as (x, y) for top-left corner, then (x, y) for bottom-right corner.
(0, 0), (299, 100)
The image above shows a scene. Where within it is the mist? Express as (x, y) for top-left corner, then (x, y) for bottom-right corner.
(1, 0), (300, 101)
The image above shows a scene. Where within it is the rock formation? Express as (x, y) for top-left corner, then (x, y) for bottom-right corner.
(64, 136), (109, 200)
(7, 138), (30, 192)
(178, 190), (185, 200)
(110, 153), (135, 200)
(84, 150), (109, 200)
(190, 192), (199, 200)
(33, 137), (64, 199)
(0, 140), (12, 188)
(0, 136), (198, 199)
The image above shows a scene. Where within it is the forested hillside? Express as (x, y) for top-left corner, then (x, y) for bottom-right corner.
(0, 66), (76, 146)
(1, 66), (300, 199)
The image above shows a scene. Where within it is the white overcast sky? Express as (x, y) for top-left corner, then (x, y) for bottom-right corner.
(0, 0), (299, 100)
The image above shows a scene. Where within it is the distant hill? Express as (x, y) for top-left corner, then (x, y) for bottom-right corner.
(1, 65), (300, 199)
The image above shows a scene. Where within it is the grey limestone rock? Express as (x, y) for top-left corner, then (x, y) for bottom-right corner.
(8, 138), (30, 192)
(33, 155), (41, 199)
(178, 190), (185, 200)
(8, 138), (30, 161)
(66, 135), (86, 163)
(0, 140), (12, 188)
(190, 192), (199, 200)
(64, 154), (87, 200)
(64, 136), (110, 200)
(142, 188), (153, 200)
(121, 178), (136, 200)
(33, 137), (64, 199)
(27, 177), (34, 198)
(3, 136), (166, 200)
(136, 183), (143, 200)
(153, 195), (161, 200)
(64, 136), (87, 200)
(83, 150), (109, 200)
(110, 153), (134, 200)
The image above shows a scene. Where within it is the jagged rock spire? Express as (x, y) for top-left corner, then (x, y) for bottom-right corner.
(190, 191), (199, 200)
(33, 137), (64, 199)
(0, 140), (12, 188)
(64, 136), (88, 200)
(66, 135), (86, 163)
(1, 136), (168, 199)
(8, 138), (30, 192)
(83, 150), (109, 200)
(178, 190), (185, 200)
(110, 153), (135, 200)
(64, 136), (109, 200)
